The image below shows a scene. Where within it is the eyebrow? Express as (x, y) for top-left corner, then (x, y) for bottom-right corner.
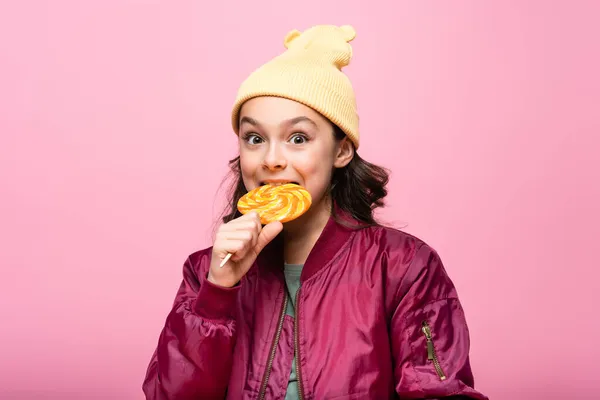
(239, 116), (318, 129)
(239, 116), (261, 127)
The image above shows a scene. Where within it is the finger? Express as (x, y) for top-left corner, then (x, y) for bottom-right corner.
(219, 230), (257, 249)
(253, 221), (283, 256)
(237, 211), (261, 223)
(218, 239), (251, 261)
(220, 219), (261, 237)
(240, 212), (262, 231)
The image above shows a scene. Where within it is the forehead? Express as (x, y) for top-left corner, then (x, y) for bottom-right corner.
(239, 96), (329, 127)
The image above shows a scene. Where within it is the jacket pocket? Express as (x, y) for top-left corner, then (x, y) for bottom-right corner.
(421, 320), (447, 380)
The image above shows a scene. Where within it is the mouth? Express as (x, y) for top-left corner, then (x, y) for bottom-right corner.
(260, 181), (300, 186)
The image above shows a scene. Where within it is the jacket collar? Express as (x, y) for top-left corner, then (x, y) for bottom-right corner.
(257, 206), (359, 282)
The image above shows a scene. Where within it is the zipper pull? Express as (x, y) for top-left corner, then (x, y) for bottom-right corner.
(421, 323), (435, 360)
(421, 320), (447, 380)
(426, 340), (435, 360)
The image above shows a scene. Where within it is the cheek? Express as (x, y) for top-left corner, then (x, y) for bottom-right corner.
(239, 148), (261, 171)
(239, 157), (252, 175)
(239, 154), (259, 187)
(294, 152), (334, 194)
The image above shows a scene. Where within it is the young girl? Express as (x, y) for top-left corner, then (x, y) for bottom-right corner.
(143, 25), (488, 400)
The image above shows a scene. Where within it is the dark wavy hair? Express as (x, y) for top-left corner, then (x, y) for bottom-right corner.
(218, 125), (390, 229)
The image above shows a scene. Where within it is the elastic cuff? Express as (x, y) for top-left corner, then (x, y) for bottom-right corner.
(193, 277), (240, 320)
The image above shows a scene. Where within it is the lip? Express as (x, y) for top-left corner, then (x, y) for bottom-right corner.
(261, 180), (299, 186)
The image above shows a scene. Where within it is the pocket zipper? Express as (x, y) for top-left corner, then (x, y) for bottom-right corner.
(421, 321), (447, 381)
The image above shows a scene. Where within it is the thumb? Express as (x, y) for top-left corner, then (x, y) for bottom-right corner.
(254, 221), (283, 255)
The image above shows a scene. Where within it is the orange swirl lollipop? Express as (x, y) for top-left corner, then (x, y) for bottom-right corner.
(237, 183), (312, 224)
(219, 183), (311, 267)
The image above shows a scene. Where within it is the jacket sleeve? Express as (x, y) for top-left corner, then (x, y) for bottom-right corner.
(391, 243), (489, 400)
(142, 250), (239, 400)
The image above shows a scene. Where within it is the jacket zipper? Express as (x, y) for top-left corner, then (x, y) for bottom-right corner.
(258, 293), (288, 400)
(421, 321), (447, 381)
(294, 287), (305, 400)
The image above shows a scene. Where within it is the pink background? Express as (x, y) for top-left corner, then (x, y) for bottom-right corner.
(1, 1), (599, 399)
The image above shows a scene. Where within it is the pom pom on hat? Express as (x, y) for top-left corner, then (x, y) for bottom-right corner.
(231, 24), (360, 149)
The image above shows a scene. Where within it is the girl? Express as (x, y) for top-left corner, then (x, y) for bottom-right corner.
(143, 25), (488, 400)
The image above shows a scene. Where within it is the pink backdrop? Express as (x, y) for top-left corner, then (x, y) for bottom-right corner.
(1, 1), (599, 399)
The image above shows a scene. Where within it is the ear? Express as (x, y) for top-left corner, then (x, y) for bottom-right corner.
(333, 136), (354, 168)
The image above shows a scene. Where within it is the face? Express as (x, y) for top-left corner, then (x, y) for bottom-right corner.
(238, 96), (354, 216)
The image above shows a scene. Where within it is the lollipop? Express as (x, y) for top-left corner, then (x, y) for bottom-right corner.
(219, 183), (312, 267)
(237, 183), (312, 224)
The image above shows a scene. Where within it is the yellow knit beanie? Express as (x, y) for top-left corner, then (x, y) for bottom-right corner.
(231, 24), (360, 149)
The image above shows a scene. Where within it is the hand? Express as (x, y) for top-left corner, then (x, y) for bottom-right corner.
(208, 212), (283, 288)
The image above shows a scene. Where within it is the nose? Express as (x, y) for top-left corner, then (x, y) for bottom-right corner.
(262, 142), (287, 171)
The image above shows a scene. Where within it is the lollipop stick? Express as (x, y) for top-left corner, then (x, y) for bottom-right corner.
(219, 253), (232, 268)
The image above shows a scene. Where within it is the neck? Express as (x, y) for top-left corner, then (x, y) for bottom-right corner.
(282, 197), (332, 265)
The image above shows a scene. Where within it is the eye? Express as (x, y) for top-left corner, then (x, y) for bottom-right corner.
(244, 133), (264, 145)
(289, 134), (308, 145)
